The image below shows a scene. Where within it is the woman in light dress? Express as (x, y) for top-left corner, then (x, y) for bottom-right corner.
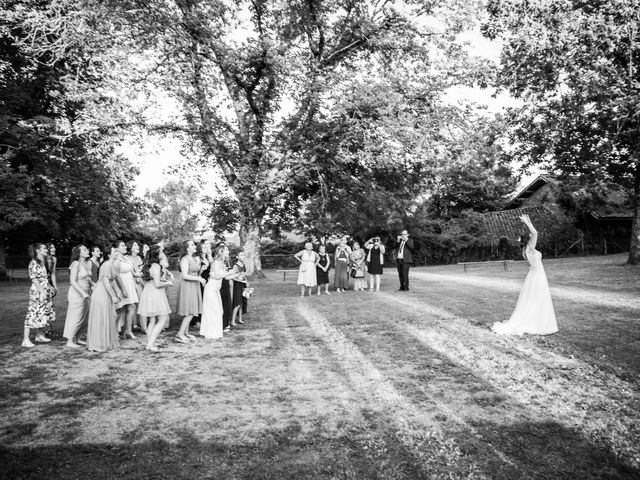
(491, 214), (558, 336)
(175, 240), (205, 343)
(115, 240), (139, 339)
(333, 237), (351, 293)
(125, 240), (144, 332)
(294, 242), (319, 297)
(201, 244), (238, 339)
(22, 243), (56, 347)
(350, 241), (367, 291)
(63, 245), (93, 348)
(138, 245), (173, 351)
(86, 244), (122, 353)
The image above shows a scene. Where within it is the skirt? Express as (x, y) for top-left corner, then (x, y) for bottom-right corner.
(138, 282), (171, 317)
(176, 279), (202, 316)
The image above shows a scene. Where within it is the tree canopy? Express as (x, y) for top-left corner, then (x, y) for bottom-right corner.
(483, 0), (640, 262)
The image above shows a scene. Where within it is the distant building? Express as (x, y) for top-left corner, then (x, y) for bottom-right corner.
(482, 175), (632, 255)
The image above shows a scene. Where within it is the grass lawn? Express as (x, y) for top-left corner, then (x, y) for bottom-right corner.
(0, 253), (639, 479)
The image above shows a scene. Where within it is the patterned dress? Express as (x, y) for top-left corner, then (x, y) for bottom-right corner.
(25, 260), (56, 329)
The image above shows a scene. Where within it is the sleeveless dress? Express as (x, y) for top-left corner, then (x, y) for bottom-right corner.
(297, 250), (318, 287)
(232, 261), (247, 309)
(87, 261), (120, 352)
(176, 256), (203, 316)
(316, 253), (330, 284)
(25, 260), (56, 329)
(492, 248), (558, 335)
(116, 258), (139, 309)
(200, 260), (225, 339)
(334, 248), (350, 288)
(63, 260), (91, 340)
(367, 246), (384, 275)
(138, 263), (171, 317)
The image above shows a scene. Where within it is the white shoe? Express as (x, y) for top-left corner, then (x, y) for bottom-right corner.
(22, 339), (35, 348)
(35, 335), (51, 343)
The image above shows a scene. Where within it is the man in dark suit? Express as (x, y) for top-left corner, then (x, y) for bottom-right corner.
(394, 229), (414, 291)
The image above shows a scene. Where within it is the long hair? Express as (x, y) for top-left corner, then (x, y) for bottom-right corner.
(126, 240), (138, 256)
(28, 243), (45, 265)
(519, 231), (531, 248)
(213, 244), (226, 260)
(142, 245), (162, 282)
(179, 240), (194, 260)
(70, 245), (86, 262)
(45, 242), (56, 256)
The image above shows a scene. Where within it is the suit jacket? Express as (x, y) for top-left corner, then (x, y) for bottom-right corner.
(394, 238), (415, 263)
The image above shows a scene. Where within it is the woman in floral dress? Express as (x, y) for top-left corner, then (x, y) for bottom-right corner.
(23, 243), (56, 347)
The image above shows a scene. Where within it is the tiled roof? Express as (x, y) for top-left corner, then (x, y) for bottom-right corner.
(482, 205), (551, 239)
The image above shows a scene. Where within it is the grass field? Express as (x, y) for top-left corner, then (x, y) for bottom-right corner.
(1, 254), (639, 479)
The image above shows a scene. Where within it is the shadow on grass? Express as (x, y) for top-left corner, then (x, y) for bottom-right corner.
(1, 419), (637, 480)
(0, 425), (431, 480)
(469, 420), (639, 480)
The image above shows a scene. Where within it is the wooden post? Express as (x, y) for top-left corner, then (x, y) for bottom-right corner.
(604, 237), (608, 255)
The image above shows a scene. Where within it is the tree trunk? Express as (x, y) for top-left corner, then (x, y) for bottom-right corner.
(239, 219), (265, 279)
(628, 161), (640, 264)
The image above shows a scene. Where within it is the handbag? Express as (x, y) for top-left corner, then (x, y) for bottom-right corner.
(350, 268), (357, 278)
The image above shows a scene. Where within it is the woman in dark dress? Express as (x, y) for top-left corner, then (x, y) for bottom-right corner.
(364, 237), (385, 292)
(333, 237), (351, 292)
(315, 244), (331, 295)
(231, 251), (248, 326)
(217, 242), (234, 332)
(89, 245), (102, 284)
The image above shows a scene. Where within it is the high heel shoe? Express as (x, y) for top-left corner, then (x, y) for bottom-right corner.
(145, 345), (159, 352)
(34, 335), (51, 343)
(175, 335), (188, 344)
(123, 331), (136, 340)
(237, 320), (245, 324)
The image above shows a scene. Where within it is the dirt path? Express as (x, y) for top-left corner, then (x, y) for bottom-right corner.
(412, 271), (640, 310)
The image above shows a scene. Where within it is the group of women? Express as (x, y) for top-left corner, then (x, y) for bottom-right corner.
(294, 236), (386, 297)
(22, 239), (251, 352)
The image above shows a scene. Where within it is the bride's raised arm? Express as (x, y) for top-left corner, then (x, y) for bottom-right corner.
(519, 214), (538, 249)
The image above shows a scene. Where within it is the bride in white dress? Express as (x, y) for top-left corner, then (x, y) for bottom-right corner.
(492, 214), (558, 336)
(200, 244), (237, 339)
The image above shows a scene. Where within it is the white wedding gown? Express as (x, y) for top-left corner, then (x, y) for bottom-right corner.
(492, 247), (558, 335)
(200, 261), (225, 339)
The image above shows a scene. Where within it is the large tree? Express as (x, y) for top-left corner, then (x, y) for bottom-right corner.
(0, 0), (141, 274)
(14, 0), (495, 274)
(483, 0), (640, 263)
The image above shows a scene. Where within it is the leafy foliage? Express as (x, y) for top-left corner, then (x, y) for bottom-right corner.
(483, 0), (640, 262)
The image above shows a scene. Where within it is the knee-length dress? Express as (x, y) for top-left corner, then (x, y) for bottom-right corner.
(176, 256), (203, 316)
(25, 260), (56, 329)
(492, 248), (558, 335)
(138, 263), (171, 317)
(297, 250), (318, 287)
(63, 260), (91, 340)
(316, 253), (330, 284)
(334, 248), (350, 288)
(116, 258), (139, 309)
(367, 246), (384, 275)
(232, 261), (247, 309)
(87, 261), (120, 352)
